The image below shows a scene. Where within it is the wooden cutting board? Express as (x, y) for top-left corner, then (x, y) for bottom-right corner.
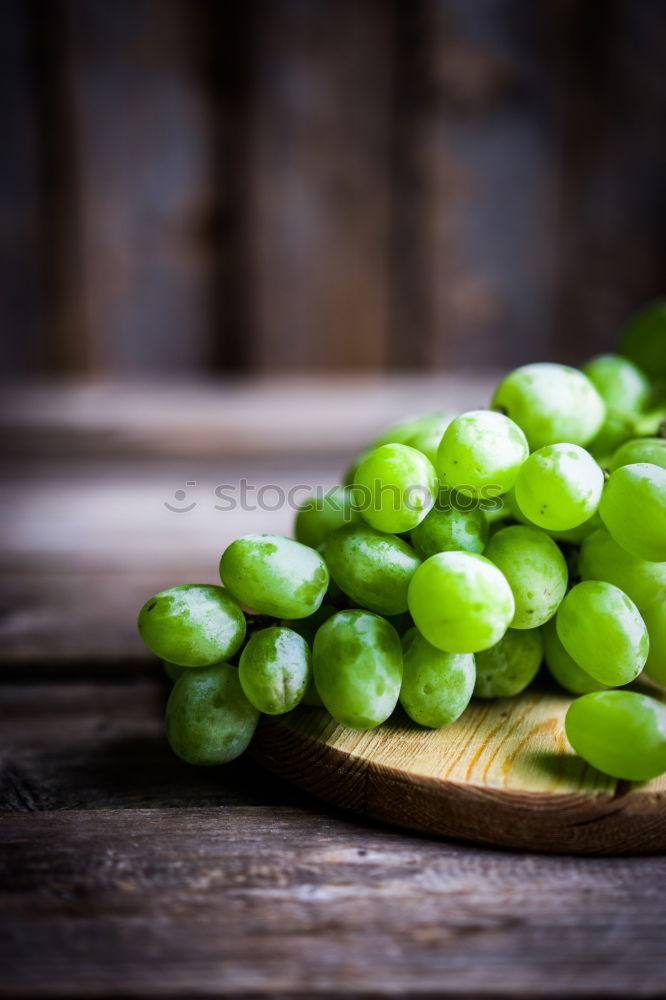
(251, 678), (666, 855)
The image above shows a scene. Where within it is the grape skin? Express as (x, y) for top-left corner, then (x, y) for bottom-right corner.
(294, 487), (361, 549)
(410, 491), (488, 558)
(555, 581), (649, 686)
(642, 602), (666, 687)
(484, 524), (568, 629)
(599, 463), (666, 562)
(437, 409), (528, 497)
(542, 619), (607, 695)
(138, 584), (246, 667)
(474, 628), (543, 699)
(400, 628), (475, 727)
(220, 533), (329, 619)
(609, 438), (666, 473)
(582, 354), (650, 413)
(313, 610), (402, 729)
(578, 526), (666, 614)
(565, 691), (666, 781)
(239, 627), (311, 715)
(619, 299), (666, 380)
(354, 443), (438, 534)
(408, 551), (515, 653)
(323, 524), (421, 615)
(514, 444), (604, 532)
(492, 363), (605, 450)
(166, 664), (260, 765)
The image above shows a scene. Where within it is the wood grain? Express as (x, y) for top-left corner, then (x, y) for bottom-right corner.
(252, 681), (666, 855)
(3, 807), (666, 998)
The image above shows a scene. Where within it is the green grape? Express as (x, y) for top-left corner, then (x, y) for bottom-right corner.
(400, 627), (475, 727)
(484, 525), (568, 629)
(313, 610), (402, 729)
(137, 584), (246, 667)
(599, 463), (666, 562)
(373, 411), (452, 449)
(609, 437), (666, 473)
(492, 363), (605, 450)
(353, 443), (438, 534)
(287, 602), (337, 647)
(565, 690), (666, 781)
(410, 490), (488, 558)
(165, 663), (259, 765)
(514, 444), (604, 531)
(407, 551), (514, 653)
(239, 626), (311, 715)
(323, 524), (421, 615)
(586, 408), (638, 465)
(294, 487), (361, 549)
(437, 410), (528, 497)
(219, 534), (329, 618)
(555, 581), (649, 686)
(404, 412), (454, 466)
(619, 299), (666, 381)
(582, 354), (650, 413)
(474, 628), (543, 699)
(163, 661), (186, 683)
(642, 602), (666, 687)
(542, 619), (607, 695)
(578, 526), (666, 613)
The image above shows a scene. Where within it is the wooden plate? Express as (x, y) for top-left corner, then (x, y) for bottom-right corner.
(251, 680), (666, 855)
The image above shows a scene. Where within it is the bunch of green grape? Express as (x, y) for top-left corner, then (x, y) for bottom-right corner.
(138, 301), (666, 783)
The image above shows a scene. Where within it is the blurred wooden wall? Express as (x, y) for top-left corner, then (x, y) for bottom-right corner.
(1, 0), (665, 376)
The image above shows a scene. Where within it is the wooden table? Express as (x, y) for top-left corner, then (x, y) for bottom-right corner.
(2, 378), (665, 998)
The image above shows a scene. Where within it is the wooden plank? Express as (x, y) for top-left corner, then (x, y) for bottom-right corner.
(389, 0), (560, 371)
(0, 681), (306, 810)
(0, 375), (497, 458)
(2, 807), (666, 997)
(248, 0), (392, 372)
(65, 0), (216, 373)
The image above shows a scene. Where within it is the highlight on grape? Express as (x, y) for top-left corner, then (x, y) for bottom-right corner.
(140, 300), (666, 783)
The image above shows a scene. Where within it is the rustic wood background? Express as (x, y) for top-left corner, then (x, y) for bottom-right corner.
(2, 0), (666, 377)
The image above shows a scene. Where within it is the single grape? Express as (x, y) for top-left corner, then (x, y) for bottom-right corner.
(555, 581), (649, 686)
(565, 690), (666, 781)
(609, 438), (666, 473)
(407, 551), (514, 653)
(619, 299), (666, 381)
(353, 443), (438, 534)
(400, 627), (475, 727)
(484, 524), (568, 629)
(313, 610), (402, 729)
(165, 663), (259, 765)
(599, 463), (666, 562)
(514, 444), (604, 531)
(373, 411), (452, 449)
(492, 363), (605, 450)
(219, 534), (329, 618)
(542, 619), (607, 695)
(322, 524), (421, 615)
(294, 487), (361, 549)
(410, 490), (488, 558)
(642, 602), (666, 687)
(586, 408), (638, 465)
(437, 410), (528, 497)
(474, 628), (543, 699)
(582, 354), (650, 413)
(578, 526), (666, 613)
(137, 584), (246, 667)
(239, 626), (311, 715)
(404, 412), (455, 466)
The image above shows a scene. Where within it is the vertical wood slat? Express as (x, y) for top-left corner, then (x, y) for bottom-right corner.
(65, 0), (217, 374)
(389, 0), (561, 372)
(0, 1), (43, 373)
(247, 0), (393, 372)
(553, 0), (666, 363)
